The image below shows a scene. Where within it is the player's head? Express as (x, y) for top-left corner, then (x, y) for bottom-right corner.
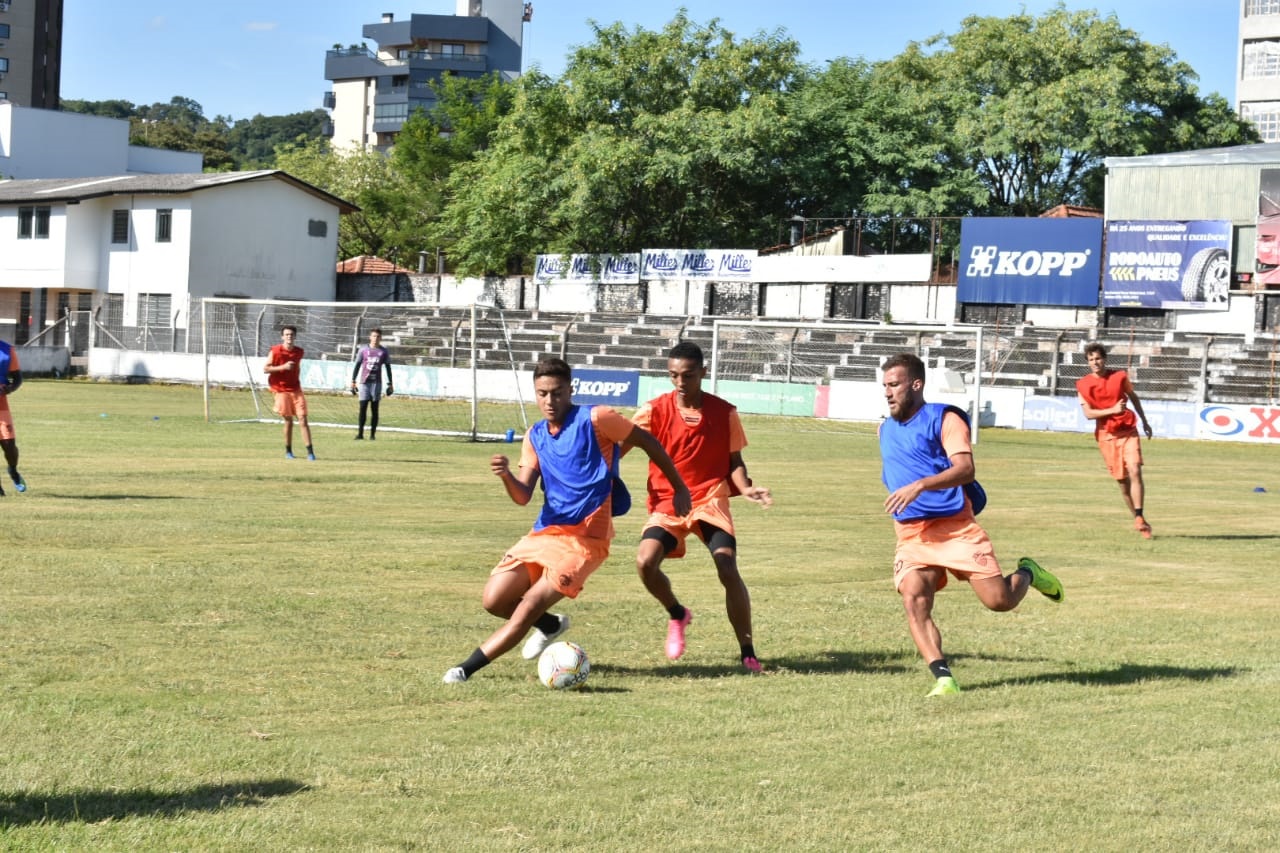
(1084, 342), (1108, 374)
(369, 328), (382, 344)
(667, 340), (707, 401)
(533, 357), (574, 425)
(280, 325), (297, 345)
(881, 353), (926, 422)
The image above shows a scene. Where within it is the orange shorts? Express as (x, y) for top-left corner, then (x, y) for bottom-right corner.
(643, 494), (736, 559)
(273, 391), (308, 419)
(0, 405), (14, 441)
(893, 511), (1002, 592)
(491, 530), (611, 599)
(1096, 431), (1142, 480)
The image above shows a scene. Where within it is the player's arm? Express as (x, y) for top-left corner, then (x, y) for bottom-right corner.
(491, 453), (537, 505)
(729, 451), (772, 507)
(1122, 378), (1153, 438)
(350, 358), (360, 388)
(1077, 391), (1125, 420)
(883, 412), (974, 516)
(626, 424), (692, 516)
(1, 369), (21, 395)
(384, 354), (394, 395)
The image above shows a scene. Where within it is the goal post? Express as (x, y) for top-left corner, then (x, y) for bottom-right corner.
(199, 297), (534, 440)
(709, 319), (985, 438)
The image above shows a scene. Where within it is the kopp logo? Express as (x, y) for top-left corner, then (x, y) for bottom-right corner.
(967, 244), (1091, 278)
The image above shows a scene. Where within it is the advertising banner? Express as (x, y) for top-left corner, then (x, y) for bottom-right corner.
(1197, 403), (1280, 444)
(1103, 220), (1231, 310)
(1256, 169), (1280, 286)
(570, 369), (640, 407)
(957, 218), (1103, 306)
(533, 253), (640, 284)
(641, 249), (756, 281)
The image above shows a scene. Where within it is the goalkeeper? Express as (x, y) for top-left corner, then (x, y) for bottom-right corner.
(350, 328), (394, 440)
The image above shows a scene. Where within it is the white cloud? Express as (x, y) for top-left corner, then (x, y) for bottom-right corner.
(244, 21), (279, 32)
(146, 16), (166, 31)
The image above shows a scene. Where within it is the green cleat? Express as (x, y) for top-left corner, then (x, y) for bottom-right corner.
(927, 676), (960, 697)
(1018, 557), (1063, 603)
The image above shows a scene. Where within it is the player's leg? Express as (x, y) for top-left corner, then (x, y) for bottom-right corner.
(702, 523), (758, 671)
(369, 399), (380, 439)
(282, 415), (294, 457)
(445, 569), (565, 683)
(970, 571), (1030, 612)
(638, 526), (693, 660)
(1125, 438), (1151, 537)
(1, 436), (22, 491)
(356, 398), (368, 438)
(898, 566), (959, 696)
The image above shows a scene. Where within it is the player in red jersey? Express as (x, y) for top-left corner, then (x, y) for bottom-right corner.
(1075, 343), (1153, 538)
(264, 326), (315, 460)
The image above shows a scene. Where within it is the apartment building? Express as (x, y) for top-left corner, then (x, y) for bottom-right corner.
(323, 0), (527, 151)
(0, 0), (62, 109)
(1239, 0), (1280, 141)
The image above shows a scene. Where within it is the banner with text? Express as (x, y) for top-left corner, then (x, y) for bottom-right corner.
(570, 368), (640, 408)
(1103, 220), (1231, 310)
(534, 253), (641, 284)
(642, 249), (757, 282)
(957, 218), (1103, 306)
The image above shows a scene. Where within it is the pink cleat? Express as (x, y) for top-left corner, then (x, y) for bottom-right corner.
(665, 609), (692, 660)
(742, 656), (762, 673)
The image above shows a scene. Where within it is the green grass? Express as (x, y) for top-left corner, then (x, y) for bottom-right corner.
(2, 380), (1278, 851)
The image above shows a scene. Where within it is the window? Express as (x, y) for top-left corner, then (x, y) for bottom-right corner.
(308, 219), (327, 237)
(155, 208), (172, 242)
(137, 294), (172, 328)
(0, 58), (8, 73)
(1244, 40), (1280, 79)
(1247, 0), (1280, 15)
(1243, 103), (1280, 142)
(440, 43), (466, 56)
(0, 24), (10, 39)
(373, 102), (409, 121)
(17, 205), (50, 239)
(111, 209), (129, 244)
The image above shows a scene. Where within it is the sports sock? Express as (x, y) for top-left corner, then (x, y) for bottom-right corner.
(533, 612), (562, 635)
(460, 648), (490, 677)
(668, 604), (686, 621)
(285, 445), (292, 454)
(928, 659), (952, 680)
(740, 644), (756, 661)
(1133, 507), (1144, 517)
(306, 445), (314, 454)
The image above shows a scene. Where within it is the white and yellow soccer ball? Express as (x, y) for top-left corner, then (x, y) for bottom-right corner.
(537, 641), (590, 689)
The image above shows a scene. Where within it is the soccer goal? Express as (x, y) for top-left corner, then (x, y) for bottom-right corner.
(199, 297), (535, 440)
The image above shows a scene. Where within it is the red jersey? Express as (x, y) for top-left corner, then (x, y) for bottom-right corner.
(1076, 369), (1136, 436)
(637, 391), (741, 513)
(267, 344), (304, 393)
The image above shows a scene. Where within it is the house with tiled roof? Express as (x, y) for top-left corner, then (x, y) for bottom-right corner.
(0, 170), (357, 346)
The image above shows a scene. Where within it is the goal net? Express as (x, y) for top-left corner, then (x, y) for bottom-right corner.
(199, 298), (535, 440)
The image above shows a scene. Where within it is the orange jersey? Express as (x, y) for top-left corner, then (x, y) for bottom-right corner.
(1076, 369), (1137, 436)
(633, 391), (746, 512)
(266, 344), (304, 393)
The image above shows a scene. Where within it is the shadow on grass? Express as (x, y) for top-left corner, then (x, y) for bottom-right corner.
(596, 648), (915, 679)
(31, 494), (189, 501)
(975, 663), (1241, 691)
(0, 778), (309, 827)
(1162, 534), (1280, 541)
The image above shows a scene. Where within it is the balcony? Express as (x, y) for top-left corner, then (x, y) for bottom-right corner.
(323, 91), (336, 110)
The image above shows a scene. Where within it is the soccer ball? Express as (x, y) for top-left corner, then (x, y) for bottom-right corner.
(537, 641), (590, 689)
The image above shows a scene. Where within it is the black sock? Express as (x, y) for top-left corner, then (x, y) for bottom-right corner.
(285, 446), (292, 454)
(533, 612), (562, 635)
(741, 644), (756, 661)
(928, 659), (952, 680)
(668, 604), (686, 621)
(1133, 507), (1144, 517)
(306, 445), (314, 454)
(460, 648), (490, 677)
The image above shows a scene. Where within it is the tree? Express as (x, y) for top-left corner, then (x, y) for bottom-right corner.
(439, 12), (806, 275)
(875, 4), (1260, 216)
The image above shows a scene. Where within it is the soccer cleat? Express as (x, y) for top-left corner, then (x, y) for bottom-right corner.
(285, 451), (295, 460)
(521, 613), (570, 660)
(9, 469), (25, 492)
(742, 656), (762, 673)
(927, 676), (961, 697)
(1018, 557), (1064, 603)
(369, 433), (376, 441)
(442, 666), (468, 684)
(307, 452), (317, 461)
(665, 609), (693, 660)
(354, 434), (363, 440)
(1135, 516), (1153, 539)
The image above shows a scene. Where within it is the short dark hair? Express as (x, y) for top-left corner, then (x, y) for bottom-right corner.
(1084, 342), (1107, 359)
(882, 352), (925, 382)
(281, 325), (298, 335)
(668, 340), (704, 366)
(370, 327), (382, 335)
(533, 357), (572, 382)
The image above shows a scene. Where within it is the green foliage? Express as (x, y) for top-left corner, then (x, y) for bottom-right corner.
(3, 380), (1280, 849)
(440, 13), (806, 274)
(875, 4), (1261, 215)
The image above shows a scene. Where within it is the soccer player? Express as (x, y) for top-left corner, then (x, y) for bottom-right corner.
(879, 353), (1063, 697)
(0, 338), (28, 495)
(629, 341), (772, 673)
(1075, 342), (1154, 538)
(350, 328), (394, 440)
(263, 325), (315, 460)
(443, 357), (691, 684)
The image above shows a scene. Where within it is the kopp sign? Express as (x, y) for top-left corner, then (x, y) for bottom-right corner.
(958, 218), (1103, 307)
(570, 369), (639, 407)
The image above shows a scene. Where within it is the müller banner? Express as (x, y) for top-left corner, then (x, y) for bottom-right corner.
(641, 249), (757, 281)
(533, 253), (641, 284)
(1103, 220), (1231, 310)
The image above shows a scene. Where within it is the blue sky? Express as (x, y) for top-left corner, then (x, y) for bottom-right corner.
(61, 1), (1239, 121)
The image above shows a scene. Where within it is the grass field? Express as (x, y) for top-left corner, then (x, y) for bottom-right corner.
(2, 380), (1278, 851)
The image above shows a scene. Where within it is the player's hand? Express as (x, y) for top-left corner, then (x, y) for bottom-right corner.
(490, 454), (512, 477)
(671, 484), (693, 517)
(744, 486), (773, 508)
(386, 385), (394, 397)
(1143, 422), (1153, 439)
(884, 481), (924, 516)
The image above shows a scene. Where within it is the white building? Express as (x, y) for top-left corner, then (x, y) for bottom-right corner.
(0, 171), (357, 346)
(0, 102), (203, 180)
(1239, 1), (1280, 141)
